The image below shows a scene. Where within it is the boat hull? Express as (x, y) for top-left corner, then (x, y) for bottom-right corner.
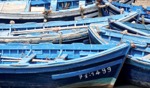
(0, 59), (123, 88)
(110, 1), (150, 23)
(0, 5), (98, 23)
(121, 58), (150, 88)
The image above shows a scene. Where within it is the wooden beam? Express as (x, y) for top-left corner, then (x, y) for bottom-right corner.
(11, 25), (88, 35)
(1, 59), (50, 63)
(97, 5), (106, 8)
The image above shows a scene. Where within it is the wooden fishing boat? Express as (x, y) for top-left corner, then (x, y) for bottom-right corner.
(88, 24), (150, 88)
(0, 26), (89, 44)
(88, 24), (150, 46)
(123, 22), (150, 31)
(0, 12), (137, 43)
(109, 21), (150, 36)
(121, 45), (150, 88)
(0, 0), (99, 23)
(0, 13), (130, 31)
(0, 43), (130, 88)
(101, 0), (150, 23)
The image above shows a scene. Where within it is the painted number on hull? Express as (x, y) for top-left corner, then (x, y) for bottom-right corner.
(79, 67), (111, 80)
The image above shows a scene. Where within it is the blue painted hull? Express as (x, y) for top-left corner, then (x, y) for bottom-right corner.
(0, 13), (128, 31)
(0, 57), (124, 87)
(121, 58), (150, 88)
(109, 21), (150, 36)
(123, 22), (150, 30)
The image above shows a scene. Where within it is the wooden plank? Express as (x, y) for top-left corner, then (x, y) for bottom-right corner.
(1, 56), (21, 60)
(51, 0), (57, 11)
(32, 59), (49, 63)
(11, 25), (88, 35)
(0, 2), (4, 12)
(1, 59), (20, 62)
(0, 30), (87, 43)
(1, 59), (50, 63)
(18, 54), (36, 64)
(80, 51), (89, 57)
(97, 5), (107, 8)
(79, 0), (86, 7)
(57, 54), (68, 59)
(89, 26), (108, 44)
(25, 0), (31, 12)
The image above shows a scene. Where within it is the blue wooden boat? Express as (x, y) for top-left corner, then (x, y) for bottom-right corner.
(122, 45), (150, 88)
(0, 26), (89, 43)
(109, 21), (150, 36)
(123, 22), (150, 31)
(0, 13), (131, 31)
(101, 0), (150, 23)
(0, 0), (99, 23)
(0, 43), (130, 88)
(88, 24), (150, 46)
(0, 12), (137, 43)
(88, 24), (150, 88)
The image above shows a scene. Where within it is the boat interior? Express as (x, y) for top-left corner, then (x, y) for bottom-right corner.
(0, 43), (112, 64)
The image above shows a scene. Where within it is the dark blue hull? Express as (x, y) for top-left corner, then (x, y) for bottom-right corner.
(0, 56), (125, 88)
(121, 58), (150, 88)
(121, 0), (135, 4)
(101, 7), (120, 16)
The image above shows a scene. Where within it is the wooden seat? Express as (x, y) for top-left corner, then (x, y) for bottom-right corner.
(48, 54), (68, 63)
(18, 54), (36, 64)
(80, 51), (89, 57)
(57, 54), (68, 60)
